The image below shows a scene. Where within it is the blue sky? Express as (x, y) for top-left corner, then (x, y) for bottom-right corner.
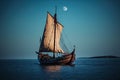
(0, 0), (120, 59)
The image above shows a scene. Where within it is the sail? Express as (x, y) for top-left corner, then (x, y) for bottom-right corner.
(40, 12), (64, 53)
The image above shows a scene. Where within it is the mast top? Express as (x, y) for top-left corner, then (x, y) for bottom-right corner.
(54, 6), (57, 23)
(55, 6), (57, 14)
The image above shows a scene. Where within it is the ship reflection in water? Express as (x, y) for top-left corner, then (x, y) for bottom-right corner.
(41, 65), (61, 72)
(39, 64), (75, 80)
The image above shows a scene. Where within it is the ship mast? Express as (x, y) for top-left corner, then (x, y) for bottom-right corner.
(53, 6), (57, 58)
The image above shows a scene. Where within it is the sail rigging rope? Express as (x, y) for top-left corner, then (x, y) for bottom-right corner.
(62, 29), (73, 49)
(56, 25), (72, 53)
(61, 34), (69, 53)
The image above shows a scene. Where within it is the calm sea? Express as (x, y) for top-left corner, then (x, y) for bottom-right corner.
(0, 58), (120, 80)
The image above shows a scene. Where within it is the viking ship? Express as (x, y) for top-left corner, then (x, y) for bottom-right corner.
(36, 9), (75, 65)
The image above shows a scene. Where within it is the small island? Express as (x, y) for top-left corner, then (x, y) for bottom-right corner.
(91, 55), (120, 58)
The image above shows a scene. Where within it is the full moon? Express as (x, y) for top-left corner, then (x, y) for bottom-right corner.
(63, 6), (68, 11)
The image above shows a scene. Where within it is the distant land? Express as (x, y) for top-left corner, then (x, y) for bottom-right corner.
(91, 55), (120, 58)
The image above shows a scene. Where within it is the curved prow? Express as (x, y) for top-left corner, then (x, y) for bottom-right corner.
(67, 45), (75, 64)
(72, 45), (75, 54)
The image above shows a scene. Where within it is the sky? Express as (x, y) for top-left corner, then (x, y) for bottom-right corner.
(0, 0), (120, 59)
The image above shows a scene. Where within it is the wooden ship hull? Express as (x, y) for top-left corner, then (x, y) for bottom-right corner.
(36, 49), (75, 65)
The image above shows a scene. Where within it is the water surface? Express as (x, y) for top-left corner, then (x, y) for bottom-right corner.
(0, 58), (120, 80)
